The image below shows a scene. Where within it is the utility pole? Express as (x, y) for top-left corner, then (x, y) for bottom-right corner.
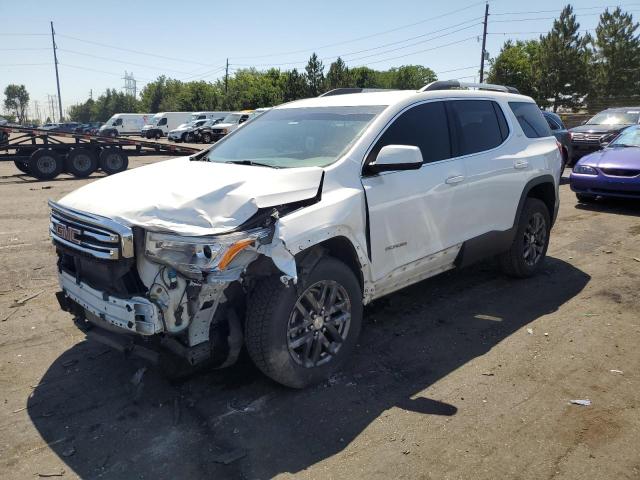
(479, 2), (489, 83)
(224, 58), (229, 94)
(50, 22), (64, 122)
(89, 89), (93, 100)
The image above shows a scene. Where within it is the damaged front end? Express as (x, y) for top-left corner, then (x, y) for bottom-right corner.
(50, 199), (298, 370)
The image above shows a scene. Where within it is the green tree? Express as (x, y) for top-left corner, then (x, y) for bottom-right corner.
(304, 53), (325, 96)
(326, 57), (351, 90)
(282, 68), (308, 102)
(68, 98), (95, 122)
(350, 66), (379, 88)
(488, 40), (541, 101)
(536, 5), (591, 111)
(591, 7), (640, 102)
(4, 84), (30, 124)
(389, 65), (436, 89)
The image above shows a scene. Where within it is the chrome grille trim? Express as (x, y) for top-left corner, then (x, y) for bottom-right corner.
(48, 200), (134, 259)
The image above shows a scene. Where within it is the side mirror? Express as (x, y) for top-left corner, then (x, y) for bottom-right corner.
(367, 145), (423, 174)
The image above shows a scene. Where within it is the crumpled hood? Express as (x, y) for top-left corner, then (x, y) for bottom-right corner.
(57, 157), (324, 236)
(579, 147), (640, 169)
(212, 123), (234, 129)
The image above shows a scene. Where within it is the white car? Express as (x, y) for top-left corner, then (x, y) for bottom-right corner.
(167, 119), (210, 142)
(50, 81), (561, 388)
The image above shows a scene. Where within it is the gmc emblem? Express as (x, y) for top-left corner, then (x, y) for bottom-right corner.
(55, 224), (81, 245)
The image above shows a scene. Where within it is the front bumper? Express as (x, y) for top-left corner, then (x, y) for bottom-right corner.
(570, 173), (640, 199)
(57, 269), (163, 335)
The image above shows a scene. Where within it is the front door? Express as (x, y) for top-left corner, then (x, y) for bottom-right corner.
(361, 101), (468, 289)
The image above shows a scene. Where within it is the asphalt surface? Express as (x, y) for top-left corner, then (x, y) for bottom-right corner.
(0, 152), (639, 479)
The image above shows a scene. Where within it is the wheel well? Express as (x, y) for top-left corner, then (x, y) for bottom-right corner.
(300, 236), (364, 292)
(527, 182), (555, 220)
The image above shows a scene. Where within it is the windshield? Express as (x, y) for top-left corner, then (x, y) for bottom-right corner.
(205, 106), (386, 168)
(610, 126), (640, 147)
(587, 111), (640, 125)
(221, 113), (243, 124)
(149, 116), (160, 126)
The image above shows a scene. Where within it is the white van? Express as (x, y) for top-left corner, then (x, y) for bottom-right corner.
(99, 114), (153, 137)
(141, 112), (192, 139)
(189, 111), (231, 123)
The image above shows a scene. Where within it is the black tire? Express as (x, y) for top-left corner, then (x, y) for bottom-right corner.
(14, 160), (31, 175)
(154, 131), (161, 140)
(146, 132), (153, 139)
(499, 198), (551, 278)
(245, 256), (363, 388)
(66, 148), (98, 178)
(110, 131), (117, 138)
(28, 149), (63, 180)
(99, 148), (129, 175)
(576, 193), (596, 203)
(202, 132), (212, 144)
(184, 132), (194, 143)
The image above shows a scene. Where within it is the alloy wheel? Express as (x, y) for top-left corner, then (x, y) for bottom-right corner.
(523, 212), (547, 266)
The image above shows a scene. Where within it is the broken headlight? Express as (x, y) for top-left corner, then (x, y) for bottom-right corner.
(145, 229), (270, 277)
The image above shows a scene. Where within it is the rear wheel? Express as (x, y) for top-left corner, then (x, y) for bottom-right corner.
(28, 149), (63, 180)
(245, 256), (362, 388)
(202, 132), (212, 143)
(99, 148), (128, 175)
(66, 148), (98, 178)
(499, 198), (550, 278)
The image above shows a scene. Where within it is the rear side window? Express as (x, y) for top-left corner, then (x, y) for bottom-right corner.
(509, 102), (552, 138)
(370, 101), (451, 164)
(448, 100), (506, 156)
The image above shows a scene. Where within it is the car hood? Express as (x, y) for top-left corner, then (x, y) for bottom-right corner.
(569, 124), (630, 134)
(579, 147), (640, 169)
(169, 127), (189, 134)
(57, 157), (324, 236)
(212, 123), (235, 129)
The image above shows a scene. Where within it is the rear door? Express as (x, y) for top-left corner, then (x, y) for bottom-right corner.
(446, 99), (521, 237)
(361, 101), (469, 287)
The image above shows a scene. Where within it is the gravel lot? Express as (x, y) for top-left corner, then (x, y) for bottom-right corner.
(0, 151), (639, 480)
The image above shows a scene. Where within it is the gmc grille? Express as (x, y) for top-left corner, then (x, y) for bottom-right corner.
(49, 200), (134, 260)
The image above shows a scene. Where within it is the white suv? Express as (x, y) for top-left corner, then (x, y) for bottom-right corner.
(50, 81), (561, 388)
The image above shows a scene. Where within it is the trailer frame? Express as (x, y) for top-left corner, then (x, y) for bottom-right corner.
(0, 125), (202, 180)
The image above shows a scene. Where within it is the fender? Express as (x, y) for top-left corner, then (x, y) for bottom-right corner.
(455, 174), (557, 268)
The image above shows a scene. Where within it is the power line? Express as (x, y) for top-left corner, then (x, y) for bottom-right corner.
(230, 0), (487, 60)
(58, 48), (193, 75)
(59, 63), (153, 81)
(0, 63), (50, 66)
(491, 3), (640, 16)
(0, 48), (49, 51)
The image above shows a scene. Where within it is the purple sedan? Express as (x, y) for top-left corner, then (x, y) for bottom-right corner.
(570, 125), (640, 202)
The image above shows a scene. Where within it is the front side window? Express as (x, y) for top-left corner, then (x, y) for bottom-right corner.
(157, 117), (167, 126)
(205, 106), (385, 168)
(369, 101), (451, 164)
(449, 100), (505, 155)
(113, 118), (123, 126)
(545, 116), (560, 130)
(509, 102), (552, 138)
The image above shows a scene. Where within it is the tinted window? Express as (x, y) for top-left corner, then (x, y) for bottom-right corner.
(370, 101), (451, 164)
(545, 116), (560, 130)
(509, 102), (552, 138)
(448, 100), (505, 156)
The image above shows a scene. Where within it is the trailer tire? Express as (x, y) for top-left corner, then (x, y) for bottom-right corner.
(14, 160), (31, 175)
(66, 148), (98, 178)
(28, 149), (63, 180)
(99, 148), (128, 175)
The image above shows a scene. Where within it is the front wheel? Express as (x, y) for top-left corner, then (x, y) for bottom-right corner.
(245, 256), (363, 388)
(499, 198), (550, 278)
(202, 132), (212, 143)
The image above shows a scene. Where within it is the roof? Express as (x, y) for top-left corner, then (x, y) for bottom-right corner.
(604, 107), (640, 111)
(279, 88), (531, 110)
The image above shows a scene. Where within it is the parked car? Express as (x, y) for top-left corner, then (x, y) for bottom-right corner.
(192, 117), (225, 143)
(41, 123), (62, 130)
(50, 81), (561, 388)
(570, 125), (640, 202)
(55, 122), (82, 133)
(569, 107), (640, 162)
(167, 119), (210, 142)
(75, 122), (103, 135)
(188, 111), (232, 123)
(204, 110), (254, 142)
(141, 112), (192, 139)
(99, 114), (154, 137)
(542, 111), (572, 169)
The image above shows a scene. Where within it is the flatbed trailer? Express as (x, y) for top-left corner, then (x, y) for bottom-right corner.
(0, 125), (202, 180)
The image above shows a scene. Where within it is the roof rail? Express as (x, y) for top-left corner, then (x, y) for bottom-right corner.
(419, 80), (520, 94)
(319, 88), (396, 97)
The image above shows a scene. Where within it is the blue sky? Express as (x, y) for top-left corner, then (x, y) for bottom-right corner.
(1, 0), (638, 120)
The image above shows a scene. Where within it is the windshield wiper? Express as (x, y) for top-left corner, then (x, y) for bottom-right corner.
(223, 160), (281, 168)
(609, 143), (635, 148)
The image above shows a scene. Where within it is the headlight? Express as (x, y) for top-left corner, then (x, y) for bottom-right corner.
(573, 164), (598, 175)
(145, 229), (270, 277)
(221, 128), (228, 134)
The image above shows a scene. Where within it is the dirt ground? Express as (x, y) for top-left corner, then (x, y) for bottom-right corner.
(0, 150), (639, 480)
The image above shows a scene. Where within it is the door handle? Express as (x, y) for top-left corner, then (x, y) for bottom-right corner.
(514, 160), (529, 169)
(445, 175), (465, 185)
